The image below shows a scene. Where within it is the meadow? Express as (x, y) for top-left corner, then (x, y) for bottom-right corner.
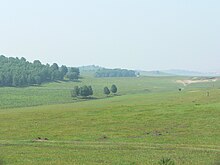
(0, 76), (180, 109)
(0, 76), (220, 164)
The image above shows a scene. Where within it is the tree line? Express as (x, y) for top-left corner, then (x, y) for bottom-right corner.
(0, 55), (80, 87)
(95, 68), (137, 78)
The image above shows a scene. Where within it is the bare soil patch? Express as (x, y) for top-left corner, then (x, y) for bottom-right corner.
(32, 137), (49, 142)
(176, 77), (218, 86)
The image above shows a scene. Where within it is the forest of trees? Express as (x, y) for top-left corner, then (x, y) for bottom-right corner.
(0, 55), (79, 87)
(95, 68), (137, 78)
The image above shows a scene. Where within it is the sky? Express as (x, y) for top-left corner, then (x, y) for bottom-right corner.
(0, 0), (219, 72)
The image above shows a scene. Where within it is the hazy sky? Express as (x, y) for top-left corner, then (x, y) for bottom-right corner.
(0, 0), (219, 72)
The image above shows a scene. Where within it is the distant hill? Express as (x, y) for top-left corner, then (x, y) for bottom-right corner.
(79, 65), (104, 72)
(78, 65), (104, 77)
(95, 68), (137, 78)
(79, 65), (137, 77)
(162, 69), (220, 77)
(79, 66), (220, 77)
(138, 70), (174, 77)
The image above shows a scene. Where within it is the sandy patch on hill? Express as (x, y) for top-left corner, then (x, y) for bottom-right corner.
(176, 78), (218, 86)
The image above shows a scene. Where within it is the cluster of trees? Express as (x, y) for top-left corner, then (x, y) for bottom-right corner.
(71, 85), (93, 98)
(71, 84), (118, 98)
(95, 68), (137, 77)
(103, 84), (118, 96)
(0, 55), (80, 87)
(66, 67), (80, 81)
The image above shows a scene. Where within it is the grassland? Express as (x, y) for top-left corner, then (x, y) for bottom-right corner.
(0, 76), (180, 109)
(0, 76), (220, 164)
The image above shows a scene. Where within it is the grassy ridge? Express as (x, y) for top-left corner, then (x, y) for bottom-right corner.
(1, 88), (220, 164)
(0, 76), (219, 109)
(0, 77), (179, 109)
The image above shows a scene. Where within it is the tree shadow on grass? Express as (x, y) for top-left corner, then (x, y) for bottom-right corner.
(79, 96), (98, 100)
(72, 96), (98, 100)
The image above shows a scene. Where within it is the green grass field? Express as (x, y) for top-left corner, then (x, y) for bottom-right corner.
(0, 76), (180, 109)
(0, 76), (220, 164)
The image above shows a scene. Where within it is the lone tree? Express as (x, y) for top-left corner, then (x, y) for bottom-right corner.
(104, 87), (110, 96)
(110, 84), (117, 94)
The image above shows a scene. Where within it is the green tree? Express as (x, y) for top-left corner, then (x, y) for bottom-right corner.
(50, 63), (61, 80)
(67, 72), (78, 80)
(79, 85), (90, 97)
(69, 67), (80, 75)
(0, 55), (79, 87)
(20, 57), (26, 62)
(51, 70), (62, 80)
(104, 87), (110, 96)
(60, 65), (68, 79)
(88, 85), (93, 96)
(110, 84), (117, 94)
(77, 85), (94, 98)
(34, 75), (42, 85)
(67, 67), (80, 80)
(33, 60), (42, 65)
(51, 63), (59, 71)
(71, 86), (79, 97)
(12, 74), (19, 86)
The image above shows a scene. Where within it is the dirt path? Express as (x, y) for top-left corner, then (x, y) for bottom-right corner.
(176, 78), (218, 86)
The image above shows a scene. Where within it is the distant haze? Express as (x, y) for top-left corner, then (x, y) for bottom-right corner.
(0, 0), (219, 72)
